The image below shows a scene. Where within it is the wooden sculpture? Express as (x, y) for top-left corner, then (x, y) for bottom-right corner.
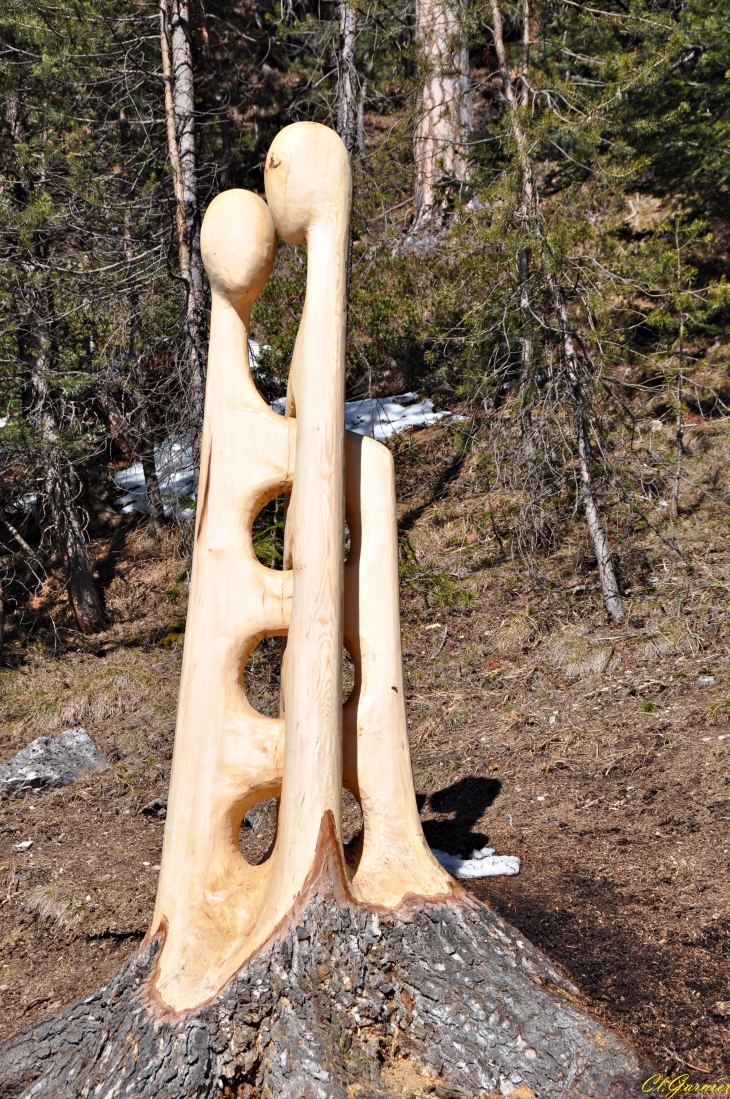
(0, 123), (650, 1098)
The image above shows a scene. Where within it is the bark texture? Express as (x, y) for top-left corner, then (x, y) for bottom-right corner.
(337, 0), (358, 158)
(0, 864), (649, 1097)
(160, 0), (206, 427)
(414, 0), (472, 223)
(23, 287), (107, 633)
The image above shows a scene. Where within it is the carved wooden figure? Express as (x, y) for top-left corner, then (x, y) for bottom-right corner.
(0, 123), (651, 1099)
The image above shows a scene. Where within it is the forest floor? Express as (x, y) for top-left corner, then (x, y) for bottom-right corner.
(0, 412), (729, 1083)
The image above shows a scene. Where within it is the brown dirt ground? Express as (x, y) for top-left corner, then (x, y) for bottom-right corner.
(1, 419), (729, 1084)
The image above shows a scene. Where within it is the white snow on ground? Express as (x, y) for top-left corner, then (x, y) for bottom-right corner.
(113, 439), (196, 519)
(113, 380), (459, 516)
(431, 846), (521, 879)
(271, 390), (457, 442)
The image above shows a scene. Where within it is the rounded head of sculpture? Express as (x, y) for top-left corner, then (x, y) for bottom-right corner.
(264, 122), (351, 246)
(201, 189), (277, 314)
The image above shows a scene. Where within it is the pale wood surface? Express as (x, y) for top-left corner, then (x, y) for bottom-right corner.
(0, 124), (652, 1098)
(151, 188), (293, 1008)
(251, 121), (351, 950)
(343, 431), (450, 905)
(152, 124), (447, 1013)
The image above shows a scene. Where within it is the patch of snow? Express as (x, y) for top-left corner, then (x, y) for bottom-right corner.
(5, 493), (38, 517)
(113, 439), (196, 520)
(431, 845), (520, 879)
(113, 388), (461, 516)
(272, 390), (461, 442)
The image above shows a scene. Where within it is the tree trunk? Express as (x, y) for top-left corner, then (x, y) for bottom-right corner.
(337, 0), (358, 158)
(96, 386), (135, 462)
(140, 439), (166, 534)
(44, 450), (109, 634)
(489, 0), (624, 624)
(24, 286), (107, 634)
(548, 274), (625, 625)
(160, 0), (206, 433)
(0, 125), (646, 1095)
(413, 0), (472, 224)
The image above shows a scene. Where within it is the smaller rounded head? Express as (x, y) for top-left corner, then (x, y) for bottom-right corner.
(264, 122), (351, 245)
(201, 190), (276, 314)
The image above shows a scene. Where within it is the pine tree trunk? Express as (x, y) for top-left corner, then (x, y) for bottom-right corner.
(44, 450), (108, 634)
(24, 286), (107, 634)
(548, 274), (625, 625)
(413, 0), (472, 223)
(337, 0), (358, 158)
(140, 441), (166, 534)
(160, 0), (206, 431)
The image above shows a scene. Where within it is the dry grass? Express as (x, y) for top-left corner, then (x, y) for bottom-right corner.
(24, 884), (86, 930)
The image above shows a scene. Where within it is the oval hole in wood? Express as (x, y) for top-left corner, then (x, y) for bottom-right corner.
(239, 797), (278, 865)
(252, 494), (285, 570)
(244, 636), (282, 717)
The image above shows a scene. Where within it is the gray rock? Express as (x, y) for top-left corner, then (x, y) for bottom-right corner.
(0, 727), (107, 799)
(141, 797), (167, 819)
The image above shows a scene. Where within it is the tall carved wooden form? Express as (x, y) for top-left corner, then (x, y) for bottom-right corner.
(0, 124), (649, 1098)
(151, 121), (450, 1011)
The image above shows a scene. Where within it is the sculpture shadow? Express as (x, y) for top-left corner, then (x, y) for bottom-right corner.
(420, 776), (501, 855)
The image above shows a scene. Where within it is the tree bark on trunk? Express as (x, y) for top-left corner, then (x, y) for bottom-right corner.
(44, 451), (109, 633)
(139, 432), (166, 534)
(413, 0), (472, 224)
(548, 274), (625, 624)
(160, 0), (206, 434)
(337, 0), (358, 158)
(25, 288), (107, 634)
(489, 0), (624, 624)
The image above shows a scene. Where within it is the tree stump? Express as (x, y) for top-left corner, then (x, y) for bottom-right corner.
(0, 818), (648, 1098)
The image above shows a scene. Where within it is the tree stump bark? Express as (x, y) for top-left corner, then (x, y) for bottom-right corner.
(0, 819), (649, 1099)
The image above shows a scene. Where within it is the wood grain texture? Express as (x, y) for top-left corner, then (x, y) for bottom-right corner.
(344, 431), (451, 906)
(150, 126), (453, 1012)
(151, 188), (294, 1009)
